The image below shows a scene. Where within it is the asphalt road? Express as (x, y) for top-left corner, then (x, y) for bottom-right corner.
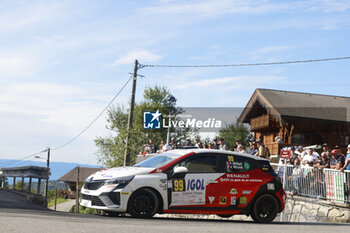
(0, 189), (349, 233)
(0, 208), (349, 233)
(0, 189), (49, 211)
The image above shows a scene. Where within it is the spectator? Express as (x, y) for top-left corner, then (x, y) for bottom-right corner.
(149, 139), (156, 152)
(287, 146), (298, 165)
(302, 148), (319, 167)
(218, 138), (229, 151)
(162, 144), (172, 152)
(158, 140), (166, 152)
(208, 142), (215, 149)
(235, 139), (244, 152)
(316, 152), (330, 169)
(254, 139), (269, 159)
(237, 144), (246, 153)
(144, 139), (155, 154)
(170, 137), (177, 149)
(322, 143), (330, 158)
(212, 138), (219, 149)
(250, 142), (258, 155)
(274, 135), (282, 143)
(195, 137), (202, 148)
(330, 149), (345, 170)
(295, 146), (306, 161)
(340, 144), (350, 171)
(176, 142), (183, 148)
(278, 159), (285, 178)
(246, 139), (254, 154)
(185, 138), (194, 146)
(291, 159), (303, 194)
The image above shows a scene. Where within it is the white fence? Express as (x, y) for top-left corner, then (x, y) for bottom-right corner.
(270, 163), (350, 204)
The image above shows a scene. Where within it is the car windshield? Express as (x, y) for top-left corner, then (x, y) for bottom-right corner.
(134, 153), (180, 168)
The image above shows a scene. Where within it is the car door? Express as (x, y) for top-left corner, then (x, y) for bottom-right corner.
(219, 154), (258, 210)
(166, 153), (225, 210)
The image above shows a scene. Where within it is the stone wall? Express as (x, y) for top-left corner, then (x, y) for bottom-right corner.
(156, 194), (350, 223)
(280, 194), (350, 223)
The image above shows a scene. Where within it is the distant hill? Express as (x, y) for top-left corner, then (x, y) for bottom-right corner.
(0, 159), (102, 180)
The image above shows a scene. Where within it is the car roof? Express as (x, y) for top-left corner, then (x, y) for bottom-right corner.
(168, 149), (268, 161)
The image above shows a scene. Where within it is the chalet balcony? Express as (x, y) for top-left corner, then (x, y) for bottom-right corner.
(250, 115), (272, 131)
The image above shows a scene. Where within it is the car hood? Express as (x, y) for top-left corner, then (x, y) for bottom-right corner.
(87, 166), (155, 181)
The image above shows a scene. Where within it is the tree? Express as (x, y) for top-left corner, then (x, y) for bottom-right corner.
(95, 85), (192, 168)
(217, 121), (253, 150)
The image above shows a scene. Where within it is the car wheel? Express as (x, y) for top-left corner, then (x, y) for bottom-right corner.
(251, 194), (278, 223)
(105, 211), (120, 217)
(128, 188), (159, 218)
(217, 214), (233, 218)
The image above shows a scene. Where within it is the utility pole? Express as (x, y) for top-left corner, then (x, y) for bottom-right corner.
(44, 147), (50, 199)
(124, 59), (138, 166)
(75, 166), (80, 213)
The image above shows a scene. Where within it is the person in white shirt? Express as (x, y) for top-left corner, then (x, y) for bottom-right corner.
(302, 148), (319, 167)
(295, 146), (306, 160)
(237, 145), (246, 154)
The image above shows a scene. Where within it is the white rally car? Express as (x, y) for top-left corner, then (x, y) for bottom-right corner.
(80, 149), (286, 223)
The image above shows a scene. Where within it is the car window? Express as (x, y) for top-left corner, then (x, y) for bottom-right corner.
(134, 155), (175, 168)
(175, 154), (218, 173)
(224, 154), (255, 173)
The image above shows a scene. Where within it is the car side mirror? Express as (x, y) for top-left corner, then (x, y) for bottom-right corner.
(173, 166), (188, 174)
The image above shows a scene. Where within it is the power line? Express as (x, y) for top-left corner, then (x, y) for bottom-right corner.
(139, 56), (350, 68)
(52, 74), (134, 151)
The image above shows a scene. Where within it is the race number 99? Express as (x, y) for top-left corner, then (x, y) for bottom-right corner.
(172, 179), (185, 192)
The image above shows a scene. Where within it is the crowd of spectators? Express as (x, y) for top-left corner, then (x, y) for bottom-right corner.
(141, 137), (271, 159)
(142, 137), (350, 172)
(284, 143), (350, 171)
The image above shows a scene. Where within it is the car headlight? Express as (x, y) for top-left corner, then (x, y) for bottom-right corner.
(104, 175), (134, 187)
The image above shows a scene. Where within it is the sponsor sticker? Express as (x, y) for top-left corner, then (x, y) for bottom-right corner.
(167, 180), (173, 189)
(230, 196), (236, 205)
(121, 192), (129, 195)
(243, 162), (250, 170)
(228, 156), (234, 162)
(172, 178), (186, 192)
(240, 197), (247, 205)
(262, 167), (269, 171)
(208, 196), (215, 204)
(171, 177), (206, 206)
(230, 188), (238, 194)
(267, 183), (275, 190)
(219, 196), (227, 205)
(242, 190), (252, 195)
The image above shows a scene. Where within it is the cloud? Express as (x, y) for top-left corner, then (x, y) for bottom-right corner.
(113, 50), (162, 65)
(0, 1), (70, 33)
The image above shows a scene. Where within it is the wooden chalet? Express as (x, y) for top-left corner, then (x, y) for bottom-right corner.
(58, 166), (101, 199)
(238, 89), (350, 155)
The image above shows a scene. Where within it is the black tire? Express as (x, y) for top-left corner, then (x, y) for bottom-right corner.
(105, 211), (120, 217)
(128, 188), (159, 218)
(217, 214), (234, 218)
(251, 194), (279, 223)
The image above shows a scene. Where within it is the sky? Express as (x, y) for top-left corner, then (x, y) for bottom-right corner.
(0, 0), (349, 165)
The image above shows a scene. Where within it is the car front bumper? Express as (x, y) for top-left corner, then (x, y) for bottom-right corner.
(80, 183), (132, 212)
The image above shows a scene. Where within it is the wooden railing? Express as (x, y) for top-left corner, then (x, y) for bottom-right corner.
(250, 115), (270, 131)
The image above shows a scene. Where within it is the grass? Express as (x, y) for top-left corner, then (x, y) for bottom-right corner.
(69, 205), (98, 215)
(48, 197), (68, 207)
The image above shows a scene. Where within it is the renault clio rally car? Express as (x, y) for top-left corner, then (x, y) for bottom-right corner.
(80, 149), (286, 223)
